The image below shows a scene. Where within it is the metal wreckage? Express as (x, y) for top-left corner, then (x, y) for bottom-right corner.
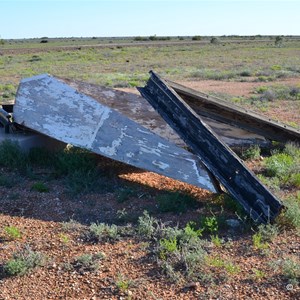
(1, 71), (299, 223)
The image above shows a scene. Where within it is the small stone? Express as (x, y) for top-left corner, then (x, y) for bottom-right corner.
(184, 282), (198, 289)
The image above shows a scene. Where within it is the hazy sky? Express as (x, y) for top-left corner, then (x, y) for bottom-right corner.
(1, 0), (299, 39)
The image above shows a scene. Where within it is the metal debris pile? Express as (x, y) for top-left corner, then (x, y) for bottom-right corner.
(1, 71), (300, 223)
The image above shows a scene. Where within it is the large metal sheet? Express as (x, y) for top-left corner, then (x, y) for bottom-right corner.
(13, 74), (217, 192)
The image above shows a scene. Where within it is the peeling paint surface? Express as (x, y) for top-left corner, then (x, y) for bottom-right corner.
(14, 74), (217, 192)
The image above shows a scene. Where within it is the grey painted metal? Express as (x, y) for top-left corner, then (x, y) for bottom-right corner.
(61, 78), (268, 148)
(13, 74), (217, 192)
(168, 80), (300, 143)
(138, 71), (284, 223)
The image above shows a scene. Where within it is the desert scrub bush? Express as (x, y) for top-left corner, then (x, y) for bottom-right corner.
(156, 191), (198, 213)
(264, 143), (300, 187)
(4, 226), (22, 240)
(115, 273), (135, 293)
(3, 245), (46, 276)
(155, 222), (207, 282)
(252, 232), (269, 251)
(87, 223), (120, 242)
(137, 214), (207, 282)
(241, 145), (261, 160)
(211, 235), (223, 247)
(199, 216), (219, 234)
(61, 219), (83, 233)
(157, 234), (207, 282)
(192, 35), (202, 41)
(137, 211), (159, 239)
(277, 195), (300, 231)
(210, 37), (220, 44)
(71, 252), (105, 273)
(256, 223), (279, 242)
(254, 85), (300, 101)
(271, 257), (300, 286)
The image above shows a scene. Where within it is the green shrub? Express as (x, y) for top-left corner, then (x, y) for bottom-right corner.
(284, 142), (300, 157)
(241, 145), (261, 160)
(4, 259), (28, 276)
(211, 235), (223, 247)
(115, 273), (135, 292)
(88, 223), (119, 242)
(159, 237), (178, 260)
(4, 226), (22, 240)
(252, 232), (269, 250)
(3, 246), (46, 276)
(278, 196), (300, 230)
(182, 221), (203, 240)
(72, 253), (102, 272)
(192, 35), (202, 41)
(275, 36), (283, 47)
(210, 37), (220, 44)
(271, 258), (300, 285)
(239, 70), (252, 77)
(257, 223), (279, 242)
(264, 153), (294, 179)
(200, 216), (218, 234)
(281, 258), (300, 285)
(137, 211), (158, 238)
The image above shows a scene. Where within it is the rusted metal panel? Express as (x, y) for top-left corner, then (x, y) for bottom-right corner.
(138, 71), (284, 223)
(13, 74), (217, 192)
(168, 80), (300, 143)
(61, 78), (269, 148)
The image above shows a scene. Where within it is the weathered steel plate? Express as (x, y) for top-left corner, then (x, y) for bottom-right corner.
(138, 71), (284, 223)
(13, 74), (217, 192)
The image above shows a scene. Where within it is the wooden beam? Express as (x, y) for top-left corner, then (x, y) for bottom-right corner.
(138, 71), (284, 223)
(168, 80), (300, 144)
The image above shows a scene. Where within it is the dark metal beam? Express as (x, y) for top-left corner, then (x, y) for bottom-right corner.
(138, 71), (284, 223)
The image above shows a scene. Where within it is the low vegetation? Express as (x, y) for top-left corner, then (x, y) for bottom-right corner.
(2, 245), (46, 277)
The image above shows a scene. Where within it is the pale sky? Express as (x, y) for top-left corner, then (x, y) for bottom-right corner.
(0, 0), (299, 39)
